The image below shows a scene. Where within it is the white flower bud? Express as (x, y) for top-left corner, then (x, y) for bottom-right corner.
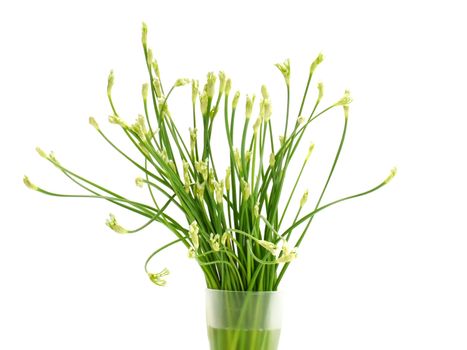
(148, 268), (169, 286)
(206, 72), (216, 99)
(241, 179), (251, 201)
(317, 82), (324, 102)
(218, 71), (226, 94)
(189, 221), (200, 250)
(192, 80), (199, 104)
(300, 189), (309, 208)
(269, 152), (276, 167)
(245, 94), (255, 119)
(210, 233), (221, 252)
(224, 167), (231, 192)
(175, 78), (191, 87)
(195, 160), (208, 180)
(232, 91), (240, 109)
(310, 52), (324, 75)
(107, 70), (115, 97)
(305, 143), (315, 162)
(334, 89), (352, 107)
(142, 83), (149, 101)
(36, 147), (48, 159)
(135, 177), (145, 188)
(384, 167), (397, 184)
(257, 240), (279, 255)
(23, 175), (38, 191)
(152, 59), (161, 79)
(188, 247), (196, 258)
(195, 182), (205, 200)
(297, 115), (305, 125)
(221, 232), (231, 246)
(275, 59), (291, 85)
(261, 85), (269, 99)
(225, 78), (232, 96)
(142, 22), (148, 47)
(89, 116), (99, 130)
(214, 180), (224, 204)
(153, 78), (163, 98)
(105, 213), (128, 234)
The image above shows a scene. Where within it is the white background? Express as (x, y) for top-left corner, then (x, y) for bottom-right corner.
(1, 0), (466, 349)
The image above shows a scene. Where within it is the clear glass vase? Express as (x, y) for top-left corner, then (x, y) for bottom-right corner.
(206, 289), (282, 350)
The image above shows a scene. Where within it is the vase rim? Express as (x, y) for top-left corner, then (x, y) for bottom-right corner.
(206, 288), (280, 295)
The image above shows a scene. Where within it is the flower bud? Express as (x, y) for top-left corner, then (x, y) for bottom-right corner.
(152, 59), (161, 79)
(261, 85), (269, 99)
(107, 70), (115, 97)
(142, 22), (148, 47)
(153, 78), (162, 98)
(189, 221), (200, 250)
(142, 83), (149, 101)
(206, 72), (216, 99)
(257, 240), (278, 255)
(384, 167), (397, 184)
(210, 233), (221, 252)
(310, 52), (324, 75)
(300, 189), (309, 208)
(23, 175), (38, 191)
(269, 152), (276, 167)
(218, 71), (226, 94)
(245, 94), (255, 119)
(192, 80), (199, 104)
(241, 179), (251, 201)
(214, 180), (224, 204)
(195, 182), (205, 200)
(317, 82), (324, 102)
(106, 213), (128, 234)
(305, 143), (315, 162)
(146, 49), (153, 67)
(334, 89), (352, 107)
(224, 167), (231, 192)
(221, 232), (231, 246)
(188, 247), (196, 258)
(175, 78), (191, 87)
(275, 59), (291, 85)
(135, 177), (145, 188)
(225, 78), (232, 96)
(232, 91), (240, 109)
(148, 268), (169, 286)
(36, 147), (48, 159)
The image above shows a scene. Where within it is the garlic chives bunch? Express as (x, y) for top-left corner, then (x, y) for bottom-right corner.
(25, 23), (396, 291)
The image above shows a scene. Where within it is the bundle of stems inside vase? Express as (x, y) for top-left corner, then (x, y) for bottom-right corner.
(24, 23), (395, 292)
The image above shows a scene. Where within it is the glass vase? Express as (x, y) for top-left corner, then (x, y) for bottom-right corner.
(206, 289), (282, 350)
